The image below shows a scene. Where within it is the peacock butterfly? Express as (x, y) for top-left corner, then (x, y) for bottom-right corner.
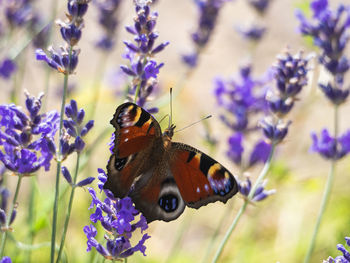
(103, 102), (238, 223)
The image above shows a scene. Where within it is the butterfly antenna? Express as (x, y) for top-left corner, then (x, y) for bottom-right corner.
(158, 114), (170, 125)
(169, 88), (173, 129)
(175, 115), (212, 133)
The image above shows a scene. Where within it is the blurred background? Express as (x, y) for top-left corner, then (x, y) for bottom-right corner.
(0, 0), (349, 262)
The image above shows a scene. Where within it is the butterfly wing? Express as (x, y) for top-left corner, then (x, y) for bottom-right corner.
(104, 102), (162, 198)
(128, 142), (238, 223)
(169, 142), (239, 208)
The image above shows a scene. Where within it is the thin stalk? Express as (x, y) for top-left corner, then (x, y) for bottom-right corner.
(50, 46), (72, 263)
(25, 177), (37, 263)
(88, 52), (108, 120)
(134, 82), (141, 104)
(42, 0), (59, 112)
(211, 144), (276, 263)
(0, 173), (24, 257)
(56, 152), (81, 263)
(201, 204), (232, 263)
(303, 105), (339, 263)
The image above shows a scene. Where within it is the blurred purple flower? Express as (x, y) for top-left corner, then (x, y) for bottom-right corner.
(236, 24), (266, 41)
(84, 168), (150, 260)
(0, 92), (59, 174)
(248, 0), (271, 14)
(324, 237), (350, 263)
(0, 59), (16, 79)
(227, 132), (244, 165)
(249, 140), (271, 167)
(238, 177), (275, 201)
(311, 129), (350, 160)
(0, 256), (11, 263)
(183, 0), (228, 67)
(0, 165), (16, 230)
(215, 65), (268, 132)
(94, 0), (122, 51)
(296, 0), (350, 81)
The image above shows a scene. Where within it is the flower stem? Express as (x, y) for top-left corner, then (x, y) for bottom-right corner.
(88, 53), (108, 120)
(303, 105), (339, 263)
(51, 46), (72, 263)
(0, 173), (24, 257)
(211, 144), (275, 263)
(56, 152), (81, 263)
(211, 201), (248, 263)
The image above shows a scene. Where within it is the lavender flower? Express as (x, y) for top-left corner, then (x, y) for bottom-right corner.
(296, 0), (350, 80)
(261, 50), (310, 144)
(0, 59), (16, 79)
(35, 0), (90, 74)
(0, 165), (16, 231)
(0, 92), (59, 174)
(296, 0), (350, 106)
(215, 65), (271, 169)
(95, 0), (122, 51)
(84, 169), (150, 260)
(4, 0), (35, 28)
(238, 177), (275, 202)
(0, 257), (11, 263)
(247, 0), (270, 14)
(47, 100), (94, 160)
(236, 24), (266, 42)
(311, 129), (350, 160)
(214, 65), (268, 132)
(183, 0), (227, 67)
(324, 237), (350, 263)
(120, 0), (168, 112)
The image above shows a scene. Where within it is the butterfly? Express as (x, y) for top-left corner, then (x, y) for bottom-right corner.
(104, 102), (238, 223)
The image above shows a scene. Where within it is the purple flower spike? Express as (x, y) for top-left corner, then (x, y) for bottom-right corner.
(249, 140), (271, 167)
(0, 93), (59, 174)
(0, 256), (12, 263)
(311, 129), (350, 160)
(226, 133), (244, 165)
(296, 0), (350, 85)
(36, 47), (80, 75)
(183, 0), (228, 67)
(0, 59), (17, 79)
(76, 177), (95, 187)
(84, 168), (150, 260)
(60, 100), (93, 158)
(236, 24), (266, 42)
(238, 177), (275, 202)
(324, 236), (350, 262)
(62, 166), (73, 184)
(120, 0), (167, 112)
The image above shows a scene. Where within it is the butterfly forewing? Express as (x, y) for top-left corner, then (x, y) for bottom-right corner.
(104, 103), (162, 198)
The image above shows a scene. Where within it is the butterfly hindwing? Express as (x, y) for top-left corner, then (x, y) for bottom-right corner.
(129, 167), (186, 223)
(169, 142), (239, 209)
(104, 103), (162, 198)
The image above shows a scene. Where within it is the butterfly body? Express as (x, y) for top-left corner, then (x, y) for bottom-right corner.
(104, 102), (238, 223)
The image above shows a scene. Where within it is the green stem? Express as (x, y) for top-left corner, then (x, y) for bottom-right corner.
(211, 202), (248, 263)
(0, 173), (24, 257)
(211, 144), (276, 263)
(201, 205), (232, 263)
(56, 153), (81, 263)
(42, 0), (59, 112)
(303, 105), (339, 263)
(134, 82), (141, 104)
(51, 46), (72, 263)
(88, 53), (108, 120)
(25, 177), (37, 263)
